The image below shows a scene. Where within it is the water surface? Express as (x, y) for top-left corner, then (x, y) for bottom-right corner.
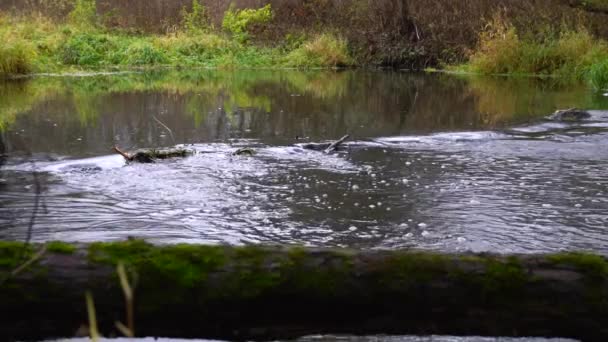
(1, 70), (607, 254)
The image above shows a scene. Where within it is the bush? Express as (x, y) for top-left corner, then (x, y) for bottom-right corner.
(121, 42), (168, 65)
(466, 13), (608, 80)
(587, 59), (608, 91)
(284, 34), (352, 68)
(222, 4), (273, 43)
(0, 38), (37, 75)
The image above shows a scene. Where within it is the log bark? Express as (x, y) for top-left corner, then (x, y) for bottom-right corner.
(113, 146), (195, 163)
(1, 240), (608, 341)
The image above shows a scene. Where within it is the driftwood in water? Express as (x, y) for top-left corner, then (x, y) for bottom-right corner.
(112, 146), (194, 163)
(2, 240), (608, 341)
(232, 147), (256, 156)
(298, 134), (350, 153)
(546, 108), (591, 122)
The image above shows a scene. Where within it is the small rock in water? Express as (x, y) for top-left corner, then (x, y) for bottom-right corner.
(418, 222), (428, 228)
(348, 226), (358, 232)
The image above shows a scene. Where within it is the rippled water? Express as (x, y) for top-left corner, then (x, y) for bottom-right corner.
(1, 70), (608, 254)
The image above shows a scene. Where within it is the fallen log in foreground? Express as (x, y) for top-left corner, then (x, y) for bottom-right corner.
(1, 240), (608, 341)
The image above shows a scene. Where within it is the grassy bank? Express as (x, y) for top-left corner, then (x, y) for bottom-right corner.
(459, 14), (608, 91)
(0, 1), (352, 76)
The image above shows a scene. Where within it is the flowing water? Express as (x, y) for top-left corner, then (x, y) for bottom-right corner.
(1, 70), (608, 254)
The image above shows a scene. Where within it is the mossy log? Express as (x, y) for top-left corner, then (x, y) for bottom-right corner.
(1, 240), (608, 341)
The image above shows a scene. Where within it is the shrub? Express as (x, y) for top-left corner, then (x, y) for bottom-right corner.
(62, 33), (114, 65)
(284, 34), (352, 68)
(68, 0), (97, 29)
(181, 0), (211, 33)
(587, 59), (608, 91)
(222, 4), (273, 43)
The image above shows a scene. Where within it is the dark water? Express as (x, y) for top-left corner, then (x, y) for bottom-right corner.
(1, 70), (608, 254)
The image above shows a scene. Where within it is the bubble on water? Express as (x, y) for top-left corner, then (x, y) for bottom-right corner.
(315, 198), (321, 203)
(542, 204), (552, 208)
(519, 182), (526, 186)
(348, 226), (358, 231)
(418, 222), (428, 228)
(470, 199), (480, 205)
(386, 207), (391, 211)
(405, 233), (414, 238)
(421, 230), (431, 237)
(408, 219), (413, 222)
(456, 237), (466, 243)
(371, 173), (377, 178)
(369, 204), (376, 209)
(322, 194), (328, 198)
(352, 184), (360, 191)
(354, 202), (360, 207)
(406, 162), (412, 166)
(402, 178), (409, 184)
(400, 223), (408, 228)
(575, 203), (583, 208)
(377, 202), (382, 206)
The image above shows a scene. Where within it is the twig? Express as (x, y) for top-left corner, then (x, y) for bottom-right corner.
(324, 134), (350, 154)
(153, 115), (175, 145)
(85, 291), (100, 342)
(116, 262), (135, 337)
(11, 245), (47, 277)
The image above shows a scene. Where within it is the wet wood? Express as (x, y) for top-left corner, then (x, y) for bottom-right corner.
(1, 241), (608, 341)
(112, 145), (194, 163)
(324, 134), (350, 153)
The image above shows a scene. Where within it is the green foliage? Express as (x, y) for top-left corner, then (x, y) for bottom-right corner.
(68, 0), (97, 29)
(587, 59), (608, 91)
(222, 4), (273, 43)
(284, 34), (352, 68)
(0, 38), (37, 75)
(181, 0), (211, 33)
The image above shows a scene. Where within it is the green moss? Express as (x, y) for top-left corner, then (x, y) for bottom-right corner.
(547, 252), (608, 277)
(46, 241), (76, 254)
(0, 241), (33, 268)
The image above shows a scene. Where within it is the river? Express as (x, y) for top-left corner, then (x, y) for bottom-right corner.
(1, 70), (607, 255)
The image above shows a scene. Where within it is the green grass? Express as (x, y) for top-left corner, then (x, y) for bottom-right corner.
(0, 3), (353, 77)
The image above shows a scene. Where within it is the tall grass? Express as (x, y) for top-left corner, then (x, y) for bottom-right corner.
(464, 13), (608, 88)
(284, 34), (352, 68)
(588, 60), (608, 91)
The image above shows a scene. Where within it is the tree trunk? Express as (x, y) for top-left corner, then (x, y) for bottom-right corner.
(1, 240), (607, 341)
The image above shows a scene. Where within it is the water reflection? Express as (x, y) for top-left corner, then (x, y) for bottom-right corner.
(3, 71), (606, 157)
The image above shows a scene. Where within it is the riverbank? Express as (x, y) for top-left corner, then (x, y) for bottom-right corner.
(1, 0), (608, 90)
